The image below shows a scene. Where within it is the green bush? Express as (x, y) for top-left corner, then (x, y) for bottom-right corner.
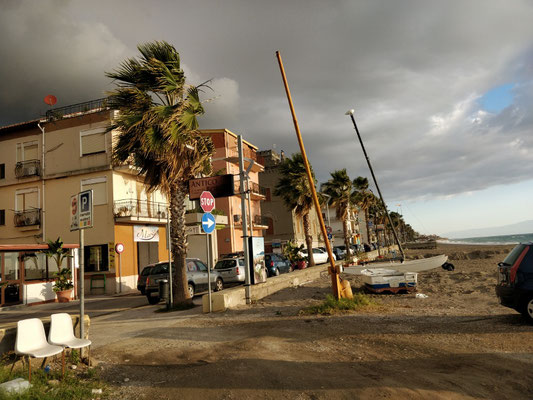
(300, 293), (374, 315)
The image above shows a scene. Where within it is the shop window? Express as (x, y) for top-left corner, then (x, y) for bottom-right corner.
(84, 244), (109, 272)
(23, 253), (47, 281)
(81, 177), (107, 205)
(0, 210), (4, 226)
(0, 163), (5, 179)
(4, 253), (19, 280)
(16, 141), (38, 162)
(80, 128), (106, 156)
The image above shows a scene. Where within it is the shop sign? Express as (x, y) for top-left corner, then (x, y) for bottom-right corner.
(189, 174), (235, 199)
(134, 225), (159, 242)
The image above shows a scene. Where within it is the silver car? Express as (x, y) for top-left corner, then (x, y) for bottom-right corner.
(145, 258), (224, 304)
(213, 257), (246, 283)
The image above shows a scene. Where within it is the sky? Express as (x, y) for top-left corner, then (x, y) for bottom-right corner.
(1, 0), (533, 237)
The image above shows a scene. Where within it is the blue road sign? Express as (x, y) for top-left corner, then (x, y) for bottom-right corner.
(327, 233), (333, 240)
(201, 212), (216, 234)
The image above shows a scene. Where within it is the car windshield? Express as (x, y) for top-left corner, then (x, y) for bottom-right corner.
(214, 259), (237, 269)
(502, 244), (527, 266)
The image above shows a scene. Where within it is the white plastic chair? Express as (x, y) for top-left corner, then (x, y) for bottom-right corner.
(48, 313), (92, 365)
(13, 318), (64, 382)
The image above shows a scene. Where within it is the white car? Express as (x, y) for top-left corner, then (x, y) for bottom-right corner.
(299, 248), (337, 264)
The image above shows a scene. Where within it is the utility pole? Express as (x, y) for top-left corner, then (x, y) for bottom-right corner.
(238, 136), (252, 304)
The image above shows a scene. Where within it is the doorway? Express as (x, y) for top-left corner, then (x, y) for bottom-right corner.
(137, 242), (159, 274)
(1, 253), (22, 307)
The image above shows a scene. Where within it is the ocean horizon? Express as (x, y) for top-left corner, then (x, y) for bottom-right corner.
(438, 232), (533, 245)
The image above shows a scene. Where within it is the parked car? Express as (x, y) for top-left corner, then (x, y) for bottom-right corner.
(213, 256), (246, 284)
(496, 243), (533, 322)
(137, 265), (154, 295)
(145, 259), (224, 304)
(264, 253), (292, 277)
(299, 248), (336, 265)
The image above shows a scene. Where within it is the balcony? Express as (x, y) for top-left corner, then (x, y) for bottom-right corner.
(113, 199), (168, 224)
(233, 214), (269, 230)
(45, 98), (108, 121)
(225, 148), (264, 173)
(233, 180), (267, 200)
(15, 160), (41, 178)
(14, 209), (41, 227)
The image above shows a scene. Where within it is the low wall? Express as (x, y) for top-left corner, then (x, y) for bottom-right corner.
(201, 245), (400, 313)
(202, 263), (330, 313)
(0, 314), (90, 356)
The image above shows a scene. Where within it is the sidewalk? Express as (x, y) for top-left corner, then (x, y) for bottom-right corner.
(0, 291), (148, 329)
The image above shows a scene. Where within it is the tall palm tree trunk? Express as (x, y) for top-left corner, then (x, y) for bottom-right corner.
(303, 213), (315, 267)
(170, 181), (191, 305)
(342, 218), (351, 261)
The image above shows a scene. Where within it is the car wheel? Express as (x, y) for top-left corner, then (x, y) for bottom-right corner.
(274, 268), (280, 276)
(521, 295), (533, 323)
(140, 288), (146, 295)
(188, 283), (195, 298)
(147, 294), (160, 305)
(215, 278), (224, 292)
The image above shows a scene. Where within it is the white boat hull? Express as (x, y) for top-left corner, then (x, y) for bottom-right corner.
(342, 254), (448, 276)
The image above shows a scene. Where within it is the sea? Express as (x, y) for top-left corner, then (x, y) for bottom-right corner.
(439, 233), (533, 245)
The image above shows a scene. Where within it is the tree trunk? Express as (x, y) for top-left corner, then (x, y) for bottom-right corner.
(170, 181), (192, 306)
(303, 213), (315, 267)
(342, 218), (351, 261)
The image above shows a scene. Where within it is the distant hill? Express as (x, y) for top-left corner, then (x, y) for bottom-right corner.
(444, 220), (533, 239)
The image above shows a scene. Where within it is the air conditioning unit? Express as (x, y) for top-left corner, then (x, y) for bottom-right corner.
(24, 214), (39, 226)
(25, 165), (37, 176)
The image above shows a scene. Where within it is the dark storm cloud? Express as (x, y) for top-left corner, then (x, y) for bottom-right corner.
(1, 0), (533, 204)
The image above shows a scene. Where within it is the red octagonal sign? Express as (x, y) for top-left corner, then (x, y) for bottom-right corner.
(200, 191), (215, 213)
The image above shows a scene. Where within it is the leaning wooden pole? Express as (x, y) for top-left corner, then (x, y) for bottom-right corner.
(276, 51), (341, 299)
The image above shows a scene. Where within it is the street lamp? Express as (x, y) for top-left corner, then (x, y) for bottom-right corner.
(345, 109), (405, 261)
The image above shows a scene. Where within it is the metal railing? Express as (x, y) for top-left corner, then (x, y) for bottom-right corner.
(113, 199), (168, 221)
(14, 209), (41, 227)
(15, 160), (41, 178)
(233, 180), (267, 197)
(226, 147), (265, 166)
(45, 98), (109, 121)
(233, 214), (269, 227)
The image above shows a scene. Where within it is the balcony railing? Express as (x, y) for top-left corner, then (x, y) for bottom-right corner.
(233, 180), (267, 198)
(113, 199), (168, 221)
(15, 160), (41, 178)
(226, 148), (265, 166)
(233, 214), (269, 227)
(45, 98), (109, 121)
(14, 209), (41, 227)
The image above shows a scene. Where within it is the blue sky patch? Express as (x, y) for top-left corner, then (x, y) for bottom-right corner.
(479, 83), (515, 113)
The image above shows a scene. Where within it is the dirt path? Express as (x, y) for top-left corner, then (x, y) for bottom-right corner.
(93, 244), (533, 399)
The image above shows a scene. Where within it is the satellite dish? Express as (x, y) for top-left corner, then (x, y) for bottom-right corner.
(44, 95), (57, 106)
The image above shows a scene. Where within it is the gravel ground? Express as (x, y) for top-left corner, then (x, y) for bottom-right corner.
(93, 243), (533, 400)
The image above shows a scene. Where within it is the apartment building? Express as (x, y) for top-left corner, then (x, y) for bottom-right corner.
(257, 149), (324, 253)
(0, 100), (264, 307)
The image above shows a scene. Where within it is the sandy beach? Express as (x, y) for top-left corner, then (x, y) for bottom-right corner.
(97, 242), (533, 399)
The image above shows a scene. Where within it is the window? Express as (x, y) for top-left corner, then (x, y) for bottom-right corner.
(16, 141), (38, 162)
(84, 244), (109, 272)
(80, 128), (106, 156)
(187, 260), (198, 272)
(0, 210), (4, 225)
(0, 163), (5, 179)
(195, 260), (208, 272)
(23, 253), (46, 281)
(81, 177), (107, 205)
(15, 187), (39, 211)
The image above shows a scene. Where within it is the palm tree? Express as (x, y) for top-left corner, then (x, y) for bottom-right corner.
(274, 153), (316, 266)
(321, 169), (356, 260)
(107, 41), (214, 306)
(353, 176), (373, 245)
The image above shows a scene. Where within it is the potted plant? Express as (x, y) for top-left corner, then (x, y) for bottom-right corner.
(44, 237), (73, 302)
(283, 241), (307, 270)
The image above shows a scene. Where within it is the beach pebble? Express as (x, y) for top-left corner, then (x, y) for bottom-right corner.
(71, 365), (77, 370)
(124, 378), (130, 382)
(92, 388), (103, 394)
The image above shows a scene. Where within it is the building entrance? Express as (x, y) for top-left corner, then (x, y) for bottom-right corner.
(0, 253), (22, 307)
(137, 242), (159, 274)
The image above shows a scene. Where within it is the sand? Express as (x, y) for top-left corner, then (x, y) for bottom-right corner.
(95, 243), (533, 399)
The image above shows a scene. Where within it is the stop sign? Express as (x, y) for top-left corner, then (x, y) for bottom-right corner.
(200, 191), (215, 213)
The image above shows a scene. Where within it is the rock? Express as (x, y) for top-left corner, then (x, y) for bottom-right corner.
(92, 388), (103, 394)
(71, 365), (77, 370)
(124, 378), (130, 382)
(48, 379), (60, 386)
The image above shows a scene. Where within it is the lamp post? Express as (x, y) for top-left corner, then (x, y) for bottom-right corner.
(345, 109), (405, 261)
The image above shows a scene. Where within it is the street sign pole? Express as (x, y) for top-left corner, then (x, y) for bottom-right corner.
(238, 136), (252, 304)
(200, 191), (216, 311)
(79, 228), (84, 339)
(206, 233), (212, 313)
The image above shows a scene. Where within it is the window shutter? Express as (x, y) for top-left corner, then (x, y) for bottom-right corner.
(81, 132), (106, 155)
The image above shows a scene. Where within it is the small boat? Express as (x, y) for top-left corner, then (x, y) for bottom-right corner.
(342, 254), (449, 276)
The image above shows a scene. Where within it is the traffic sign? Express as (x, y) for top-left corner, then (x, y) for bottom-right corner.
(200, 191), (215, 213)
(327, 233), (333, 240)
(326, 225), (332, 234)
(115, 243), (125, 254)
(201, 212), (216, 234)
(70, 190), (93, 231)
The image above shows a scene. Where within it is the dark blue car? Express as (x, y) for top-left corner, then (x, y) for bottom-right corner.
(264, 253), (292, 277)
